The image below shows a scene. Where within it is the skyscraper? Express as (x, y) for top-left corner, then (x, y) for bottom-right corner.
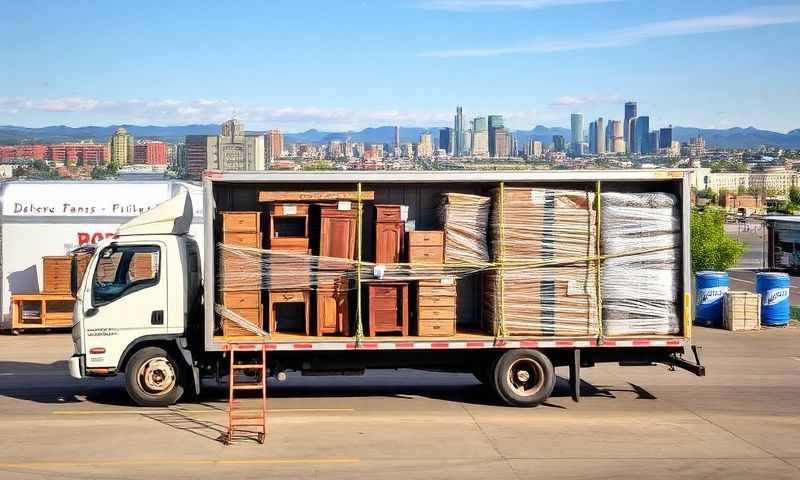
(439, 127), (452, 154)
(596, 117), (605, 154)
(454, 106), (464, 157)
(570, 113), (584, 156)
(265, 129), (284, 163)
(488, 115), (504, 157)
(624, 101), (637, 150)
(418, 132), (433, 158)
(588, 121), (597, 154)
(628, 117), (638, 153)
(471, 117), (488, 156)
(635, 116), (650, 154)
(609, 120), (624, 153)
(649, 131), (659, 153)
(494, 128), (511, 158)
(659, 126), (673, 152)
(394, 126), (400, 149)
(108, 127), (134, 165)
(553, 135), (566, 152)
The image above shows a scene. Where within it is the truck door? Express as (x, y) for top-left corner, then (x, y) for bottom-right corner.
(81, 243), (168, 369)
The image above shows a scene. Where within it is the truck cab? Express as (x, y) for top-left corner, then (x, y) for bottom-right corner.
(68, 191), (202, 406)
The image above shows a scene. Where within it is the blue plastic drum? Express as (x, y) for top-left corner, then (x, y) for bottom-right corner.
(695, 271), (729, 327)
(756, 272), (791, 326)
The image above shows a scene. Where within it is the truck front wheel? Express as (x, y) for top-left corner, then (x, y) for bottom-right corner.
(125, 346), (185, 407)
(492, 349), (555, 407)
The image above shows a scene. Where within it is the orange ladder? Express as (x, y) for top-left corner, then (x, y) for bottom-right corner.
(226, 347), (267, 444)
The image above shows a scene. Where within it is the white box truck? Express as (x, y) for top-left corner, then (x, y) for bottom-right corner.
(67, 170), (704, 408)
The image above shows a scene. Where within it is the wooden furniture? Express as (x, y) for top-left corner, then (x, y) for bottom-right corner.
(367, 282), (409, 336)
(315, 204), (357, 336)
(220, 212), (263, 336)
(408, 231), (444, 265)
(316, 279), (349, 336)
(268, 290), (311, 335)
(10, 293), (75, 333)
(269, 204), (310, 251)
(417, 280), (457, 336)
(43, 256), (72, 294)
(72, 252), (92, 292)
(375, 204), (405, 264)
(259, 190), (375, 202)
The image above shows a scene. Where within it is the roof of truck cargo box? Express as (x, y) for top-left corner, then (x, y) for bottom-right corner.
(203, 169), (688, 183)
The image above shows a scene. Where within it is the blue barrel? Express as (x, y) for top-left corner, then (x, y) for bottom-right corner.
(756, 272), (791, 326)
(695, 271), (729, 327)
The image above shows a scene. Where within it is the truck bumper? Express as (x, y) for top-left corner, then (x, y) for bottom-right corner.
(68, 355), (85, 379)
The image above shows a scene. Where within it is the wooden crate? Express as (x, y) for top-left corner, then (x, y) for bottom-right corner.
(42, 256), (72, 294)
(723, 291), (761, 331)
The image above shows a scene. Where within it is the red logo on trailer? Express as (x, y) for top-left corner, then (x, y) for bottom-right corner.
(77, 232), (117, 245)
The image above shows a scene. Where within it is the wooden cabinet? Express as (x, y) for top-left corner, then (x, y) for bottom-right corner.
(316, 279), (349, 336)
(269, 203), (310, 252)
(408, 231), (444, 264)
(220, 211), (264, 336)
(375, 205), (404, 264)
(268, 290), (310, 335)
(416, 280), (457, 336)
(318, 205), (357, 260)
(367, 283), (408, 336)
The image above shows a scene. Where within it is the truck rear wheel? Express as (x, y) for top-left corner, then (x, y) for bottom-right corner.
(492, 349), (555, 407)
(125, 346), (185, 407)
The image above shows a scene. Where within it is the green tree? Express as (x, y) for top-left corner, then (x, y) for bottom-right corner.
(789, 185), (800, 206)
(691, 207), (745, 272)
(303, 160), (333, 171)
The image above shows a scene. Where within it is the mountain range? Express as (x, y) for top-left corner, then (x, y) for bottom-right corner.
(1, 124), (799, 149)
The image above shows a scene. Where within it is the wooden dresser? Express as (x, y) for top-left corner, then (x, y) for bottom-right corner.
(417, 280), (457, 336)
(408, 231), (444, 265)
(220, 212), (263, 336)
(374, 204), (404, 264)
(267, 203), (311, 335)
(367, 282), (409, 336)
(315, 204), (356, 336)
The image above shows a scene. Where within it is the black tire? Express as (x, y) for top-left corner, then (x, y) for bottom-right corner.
(492, 349), (555, 407)
(125, 346), (185, 407)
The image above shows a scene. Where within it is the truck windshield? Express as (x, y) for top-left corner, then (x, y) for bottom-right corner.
(92, 245), (161, 306)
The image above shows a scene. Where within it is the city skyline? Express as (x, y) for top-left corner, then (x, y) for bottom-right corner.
(1, 1), (798, 131)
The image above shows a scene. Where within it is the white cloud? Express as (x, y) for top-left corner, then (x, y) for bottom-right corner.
(419, 5), (800, 57)
(416, 0), (615, 11)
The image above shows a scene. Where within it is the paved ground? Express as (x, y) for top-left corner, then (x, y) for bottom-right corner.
(0, 328), (799, 479)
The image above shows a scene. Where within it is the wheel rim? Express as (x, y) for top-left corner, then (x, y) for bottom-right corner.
(506, 358), (545, 397)
(136, 357), (176, 396)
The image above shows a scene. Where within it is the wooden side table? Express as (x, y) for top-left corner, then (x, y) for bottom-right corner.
(268, 290), (311, 335)
(367, 282), (409, 336)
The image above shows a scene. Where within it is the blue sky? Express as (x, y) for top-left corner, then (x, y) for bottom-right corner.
(1, 0), (798, 132)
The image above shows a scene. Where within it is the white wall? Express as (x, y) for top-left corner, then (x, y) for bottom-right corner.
(0, 180), (204, 328)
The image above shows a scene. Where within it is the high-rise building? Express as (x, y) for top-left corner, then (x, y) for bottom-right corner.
(635, 116), (650, 154)
(570, 113), (584, 156)
(588, 121), (597, 154)
(265, 129), (284, 163)
(609, 120), (624, 153)
(659, 126), (673, 152)
(596, 117), (605, 154)
(553, 135), (566, 153)
(462, 128), (472, 156)
(394, 126), (400, 149)
(418, 132), (433, 158)
(439, 128), (452, 155)
(628, 117), (638, 153)
(624, 101), (637, 150)
(527, 139), (542, 158)
(488, 115), (503, 157)
(454, 106), (464, 157)
(133, 140), (167, 165)
(471, 117), (488, 156)
(108, 127), (134, 165)
(184, 118), (265, 178)
(494, 128), (511, 158)
(649, 131), (659, 153)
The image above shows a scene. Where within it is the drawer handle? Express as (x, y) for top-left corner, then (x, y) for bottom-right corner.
(281, 294), (295, 301)
(433, 325), (441, 329)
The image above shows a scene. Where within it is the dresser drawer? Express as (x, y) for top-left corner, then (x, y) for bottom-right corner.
(418, 295), (456, 307)
(371, 296), (398, 310)
(409, 246), (444, 264)
(271, 290), (306, 303)
(271, 203), (309, 216)
(370, 285), (399, 298)
(408, 231), (444, 246)
(222, 291), (261, 309)
(375, 205), (402, 222)
(222, 212), (260, 233)
(418, 306), (456, 320)
(418, 284), (456, 297)
(223, 232), (261, 248)
(417, 319), (455, 336)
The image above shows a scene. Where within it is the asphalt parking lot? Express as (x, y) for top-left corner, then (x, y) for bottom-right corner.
(0, 327), (799, 480)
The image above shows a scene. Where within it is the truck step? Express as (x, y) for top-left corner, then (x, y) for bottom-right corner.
(232, 383), (264, 390)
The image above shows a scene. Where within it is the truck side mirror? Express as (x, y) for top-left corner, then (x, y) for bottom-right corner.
(70, 255), (79, 298)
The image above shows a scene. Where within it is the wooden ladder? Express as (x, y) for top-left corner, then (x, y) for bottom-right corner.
(226, 348), (267, 444)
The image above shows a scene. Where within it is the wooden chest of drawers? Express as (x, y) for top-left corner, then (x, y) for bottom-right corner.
(408, 231), (444, 264)
(367, 282), (409, 336)
(417, 280), (457, 336)
(220, 211), (264, 336)
(375, 205), (404, 264)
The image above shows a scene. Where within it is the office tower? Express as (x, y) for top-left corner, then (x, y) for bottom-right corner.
(649, 131), (659, 153)
(596, 117), (605, 154)
(494, 128), (511, 157)
(108, 127), (134, 165)
(439, 128), (452, 154)
(624, 101), (637, 149)
(184, 118), (265, 178)
(265, 129), (284, 163)
(628, 117), (638, 153)
(454, 106), (464, 157)
(659, 126), (673, 152)
(133, 140), (167, 165)
(588, 121), (597, 154)
(610, 120), (624, 153)
(527, 139), (542, 157)
(462, 129), (472, 156)
(488, 115), (503, 157)
(635, 116), (650, 154)
(553, 135), (566, 152)
(394, 126), (400, 149)
(418, 132), (433, 158)
(471, 117), (488, 156)
(570, 113), (584, 156)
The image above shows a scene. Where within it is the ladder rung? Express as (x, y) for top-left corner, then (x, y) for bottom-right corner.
(232, 364), (265, 370)
(229, 409), (265, 417)
(230, 418), (267, 426)
(232, 384), (264, 390)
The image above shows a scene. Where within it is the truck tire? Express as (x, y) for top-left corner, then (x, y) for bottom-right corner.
(492, 349), (555, 407)
(125, 346), (185, 407)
